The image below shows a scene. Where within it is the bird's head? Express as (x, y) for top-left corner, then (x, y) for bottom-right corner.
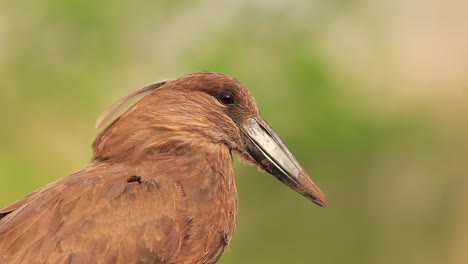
(93, 72), (326, 207)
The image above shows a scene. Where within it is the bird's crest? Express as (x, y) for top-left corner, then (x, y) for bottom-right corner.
(95, 80), (168, 130)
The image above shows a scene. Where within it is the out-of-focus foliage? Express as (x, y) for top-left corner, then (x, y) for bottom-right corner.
(1, 1), (467, 263)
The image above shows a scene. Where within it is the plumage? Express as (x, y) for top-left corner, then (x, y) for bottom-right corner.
(0, 72), (325, 264)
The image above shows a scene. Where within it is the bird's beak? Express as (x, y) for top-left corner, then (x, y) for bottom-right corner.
(239, 118), (326, 207)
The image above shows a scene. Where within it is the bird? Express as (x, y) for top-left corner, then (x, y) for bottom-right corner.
(0, 72), (326, 264)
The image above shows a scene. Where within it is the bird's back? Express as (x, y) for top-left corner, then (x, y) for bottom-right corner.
(0, 145), (237, 264)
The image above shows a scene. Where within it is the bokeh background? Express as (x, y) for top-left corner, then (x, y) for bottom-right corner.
(1, 1), (467, 263)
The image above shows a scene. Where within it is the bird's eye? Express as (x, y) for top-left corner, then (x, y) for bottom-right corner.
(219, 91), (235, 106)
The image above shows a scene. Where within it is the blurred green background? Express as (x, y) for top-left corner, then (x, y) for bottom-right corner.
(1, 1), (467, 263)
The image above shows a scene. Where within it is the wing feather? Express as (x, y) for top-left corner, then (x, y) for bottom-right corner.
(0, 164), (185, 264)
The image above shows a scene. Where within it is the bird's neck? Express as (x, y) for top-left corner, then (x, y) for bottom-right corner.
(92, 124), (226, 164)
(91, 120), (240, 261)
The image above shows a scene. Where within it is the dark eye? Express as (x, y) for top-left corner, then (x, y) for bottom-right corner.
(218, 91), (235, 106)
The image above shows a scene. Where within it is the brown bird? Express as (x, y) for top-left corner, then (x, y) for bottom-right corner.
(0, 72), (325, 264)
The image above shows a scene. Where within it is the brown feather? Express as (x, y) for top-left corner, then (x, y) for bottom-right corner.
(0, 145), (237, 264)
(1, 73), (242, 264)
(95, 80), (169, 130)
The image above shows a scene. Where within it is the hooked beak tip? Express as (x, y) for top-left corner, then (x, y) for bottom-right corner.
(300, 174), (327, 207)
(309, 190), (327, 207)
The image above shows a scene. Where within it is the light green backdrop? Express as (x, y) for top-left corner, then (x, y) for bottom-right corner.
(1, 1), (467, 263)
